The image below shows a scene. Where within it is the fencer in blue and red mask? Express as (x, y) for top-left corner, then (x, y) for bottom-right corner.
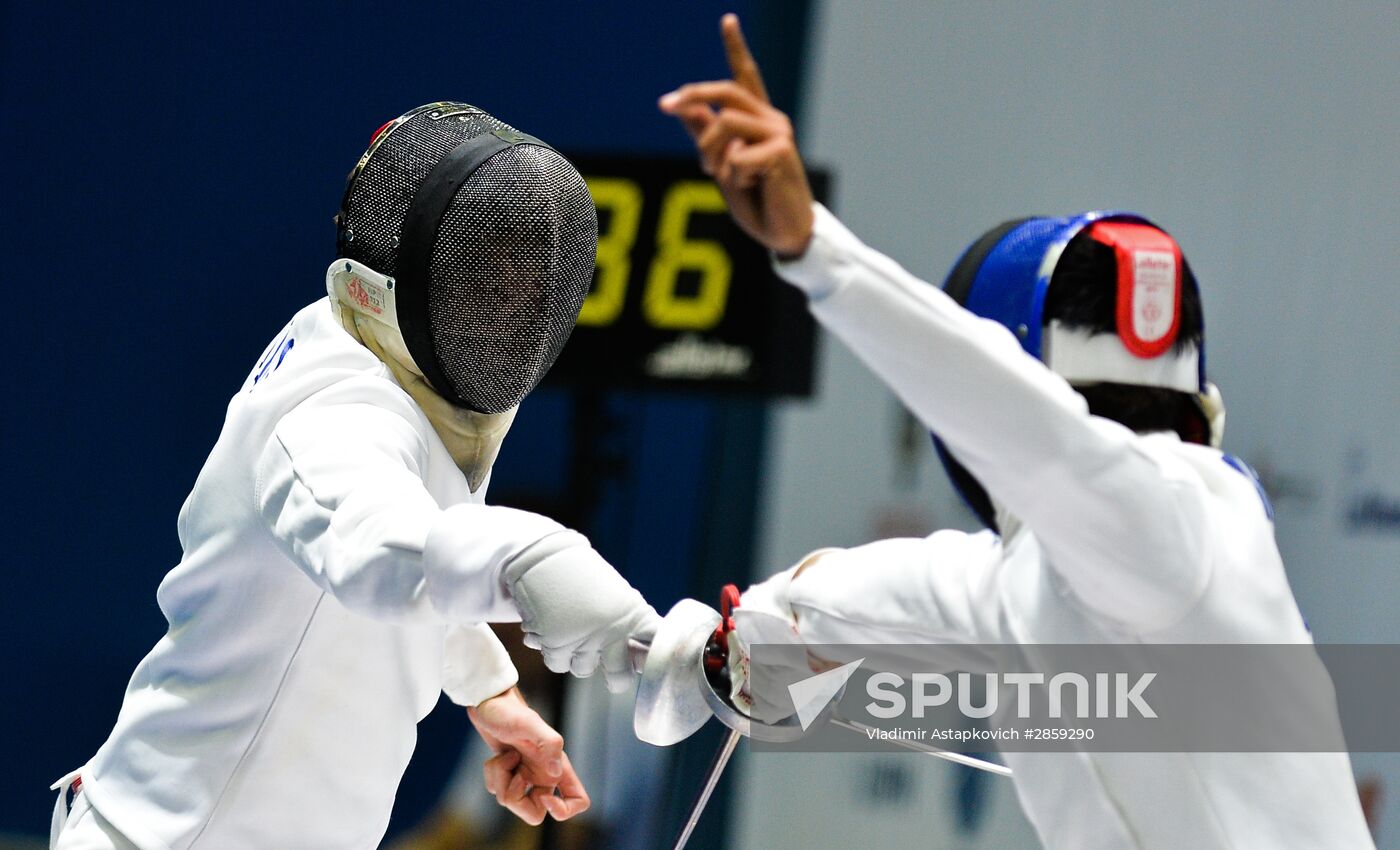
(659, 15), (1375, 850)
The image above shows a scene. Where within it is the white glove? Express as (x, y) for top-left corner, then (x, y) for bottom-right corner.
(502, 530), (660, 693)
(727, 550), (838, 722)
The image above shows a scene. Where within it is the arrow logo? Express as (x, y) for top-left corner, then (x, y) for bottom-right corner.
(787, 658), (864, 731)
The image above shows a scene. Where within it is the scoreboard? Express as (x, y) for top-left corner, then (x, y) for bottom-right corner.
(546, 156), (827, 398)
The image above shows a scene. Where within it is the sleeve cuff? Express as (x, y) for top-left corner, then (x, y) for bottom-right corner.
(441, 624), (519, 707)
(422, 503), (566, 623)
(770, 202), (862, 300)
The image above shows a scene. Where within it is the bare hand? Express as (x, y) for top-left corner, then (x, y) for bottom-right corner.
(659, 13), (816, 258)
(469, 687), (590, 825)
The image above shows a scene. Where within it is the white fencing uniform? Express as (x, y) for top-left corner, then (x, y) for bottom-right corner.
(769, 205), (1375, 849)
(54, 298), (569, 850)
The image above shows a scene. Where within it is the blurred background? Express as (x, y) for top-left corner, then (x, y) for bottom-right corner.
(4, 1), (1397, 848)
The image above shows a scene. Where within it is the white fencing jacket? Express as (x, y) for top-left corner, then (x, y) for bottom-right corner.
(773, 205), (1374, 849)
(67, 298), (566, 850)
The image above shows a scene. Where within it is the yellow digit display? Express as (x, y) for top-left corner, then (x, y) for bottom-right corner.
(554, 157), (821, 397)
(643, 181), (732, 330)
(578, 177), (642, 327)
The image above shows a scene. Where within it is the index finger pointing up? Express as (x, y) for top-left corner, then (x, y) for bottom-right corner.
(721, 13), (770, 103)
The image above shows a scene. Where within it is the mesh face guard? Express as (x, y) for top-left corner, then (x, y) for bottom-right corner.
(337, 102), (598, 413)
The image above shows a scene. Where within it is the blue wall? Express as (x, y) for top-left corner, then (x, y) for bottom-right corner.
(1, 0), (808, 834)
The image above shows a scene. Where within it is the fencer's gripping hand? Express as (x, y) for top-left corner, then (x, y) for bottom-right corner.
(727, 551), (839, 722)
(502, 531), (661, 693)
(471, 687), (589, 824)
(658, 13), (816, 259)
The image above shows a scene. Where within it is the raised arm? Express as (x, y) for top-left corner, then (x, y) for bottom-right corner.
(662, 16), (1211, 631)
(780, 210), (1212, 630)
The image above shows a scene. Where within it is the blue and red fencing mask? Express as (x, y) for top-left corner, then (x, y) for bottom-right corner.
(933, 212), (1222, 529)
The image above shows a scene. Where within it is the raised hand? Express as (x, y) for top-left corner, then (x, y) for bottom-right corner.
(659, 13), (816, 258)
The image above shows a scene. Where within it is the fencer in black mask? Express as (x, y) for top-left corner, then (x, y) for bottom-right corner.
(51, 102), (659, 850)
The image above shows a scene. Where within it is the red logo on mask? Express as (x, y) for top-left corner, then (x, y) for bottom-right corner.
(346, 278), (382, 314)
(1087, 221), (1183, 359)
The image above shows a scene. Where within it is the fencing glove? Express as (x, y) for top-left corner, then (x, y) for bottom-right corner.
(503, 531), (660, 693)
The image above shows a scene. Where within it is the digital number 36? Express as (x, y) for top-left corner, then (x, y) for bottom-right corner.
(580, 177), (733, 331)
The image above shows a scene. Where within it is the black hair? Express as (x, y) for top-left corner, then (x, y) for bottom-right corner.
(1076, 383), (1210, 445)
(1044, 230), (1208, 445)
